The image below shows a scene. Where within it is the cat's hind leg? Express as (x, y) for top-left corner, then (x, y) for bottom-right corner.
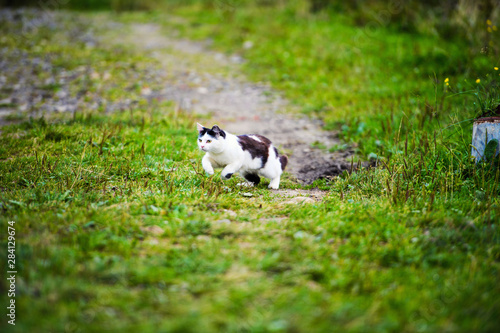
(259, 157), (282, 189)
(243, 173), (261, 186)
(236, 173), (259, 187)
(268, 176), (280, 190)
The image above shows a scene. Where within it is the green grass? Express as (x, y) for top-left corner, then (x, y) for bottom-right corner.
(157, 3), (498, 157)
(1, 6), (500, 333)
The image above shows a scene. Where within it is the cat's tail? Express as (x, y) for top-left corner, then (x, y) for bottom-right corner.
(279, 155), (288, 171)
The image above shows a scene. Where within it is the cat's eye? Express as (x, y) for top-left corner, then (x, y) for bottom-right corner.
(206, 140), (212, 143)
(198, 139), (202, 142)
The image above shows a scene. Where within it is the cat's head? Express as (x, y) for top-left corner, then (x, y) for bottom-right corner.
(197, 123), (226, 153)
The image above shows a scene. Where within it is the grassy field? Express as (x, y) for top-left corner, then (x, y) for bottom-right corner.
(1, 3), (500, 333)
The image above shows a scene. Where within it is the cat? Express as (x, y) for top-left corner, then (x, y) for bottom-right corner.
(197, 123), (288, 189)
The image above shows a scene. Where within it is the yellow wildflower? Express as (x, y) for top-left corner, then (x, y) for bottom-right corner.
(488, 26), (493, 33)
(476, 79), (481, 83)
(487, 19), (492, 25)
(444, 78), (449, 83)
(495, 67), (499, 71)
(494, 26), (498, 31)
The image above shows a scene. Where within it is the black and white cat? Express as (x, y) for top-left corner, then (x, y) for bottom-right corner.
(197, 123), (288, 189)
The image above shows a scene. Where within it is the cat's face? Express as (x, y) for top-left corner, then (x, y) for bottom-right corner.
(197, 123), (226, 153)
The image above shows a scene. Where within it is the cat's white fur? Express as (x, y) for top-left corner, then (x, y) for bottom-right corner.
(197, 123), (285, 189)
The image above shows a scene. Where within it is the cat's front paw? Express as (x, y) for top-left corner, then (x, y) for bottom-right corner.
(205, 169), (214, 176)
(222, 172), (233, 180)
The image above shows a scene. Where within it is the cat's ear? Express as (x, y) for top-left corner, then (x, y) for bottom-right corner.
(197, 123), (205, 133)
(211, 125), (226, 138)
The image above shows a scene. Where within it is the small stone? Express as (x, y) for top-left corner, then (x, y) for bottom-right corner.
(215, 219), (231, 224)
(147, 239), (159, 245)
(141, 225), (164, 235)
(56, 90), (68, 98)
(141, 86), (152, 96)
(282, 197), (315, 205)
(293, 231), (310, 239)
(230, 55), (244, 64)
(243, 40), (254, 49)
(0, 97), (12, 105)
(214, 53), (225, 61)
(223, 209), (237, 218)
(197, 87), (208, 94)
(55, 105), (68, 113)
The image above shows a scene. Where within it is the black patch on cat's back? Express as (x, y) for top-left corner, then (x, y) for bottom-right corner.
(237, 135), (271, 167)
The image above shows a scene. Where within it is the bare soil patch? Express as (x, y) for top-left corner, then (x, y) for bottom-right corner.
(273, 189), (325, 201)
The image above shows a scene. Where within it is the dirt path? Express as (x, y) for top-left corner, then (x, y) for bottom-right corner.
(0, 9), (353, 185)
(116, 23), (353, 184)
